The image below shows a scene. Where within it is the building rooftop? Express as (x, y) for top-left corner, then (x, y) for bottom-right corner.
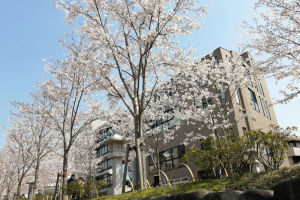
(98, 134), (129, 146)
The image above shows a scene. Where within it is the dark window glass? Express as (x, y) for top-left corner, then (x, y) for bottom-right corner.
(288, 142), (297, 147)
(202, 98), (212, 108)
(99, 145), (110, 155)
(264, 100), (271, 119)
(173, 158), (179, 167)
(178, 145), (186, 157)
(248, 88), (260, 112)
(219, 90), (226, 104)
(197, 80), (208, 87)
(98, 174), (112, 184)
(149, 145), (186, 173)
(292, 156), (300, 164)
(215, 56), (219, 64)
(99, 159), (112, 172)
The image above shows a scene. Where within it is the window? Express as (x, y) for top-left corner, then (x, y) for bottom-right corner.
(148, 145), (185, 174)
(167, 117), (180, 129)
(234, 90), (241, 105)
(264, 100), (271, 119)
(248, 78), (254, 88)
(219, 90), (226, 104)
(173, 158), (179, 166)
(115, 143), (123, 152)
(99, 159), (112, 171)
(177, 145), (186, 157)
(164, 160), (173, 171)
(98, 128), (113, 142)
(259, 97), (271, 119)
(172, 147), (178, 158)
(214, 56), (219, 65)
(98, 174), (112, 184)
(259, 96), (266, 116)
(248, 88), (260, 112)
(197, 80), (208, 87)
(195, 97), (212, 108)
(226, 55), (230, 64)
(149, 107), (180, 131)
(256, 79), (265, 96)
(292, 156), (300, 164)
(288, 142), (297, 147)
(202, 98), (212, 108)
(97, 145), (111, 156)
(181, 177), (189, 182)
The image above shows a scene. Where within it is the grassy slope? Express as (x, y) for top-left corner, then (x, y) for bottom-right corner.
(95, 165), (300, 200)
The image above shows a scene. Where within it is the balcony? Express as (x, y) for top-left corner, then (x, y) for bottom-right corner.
(287, 147), (300, 157)
(105, 152), (126, 159)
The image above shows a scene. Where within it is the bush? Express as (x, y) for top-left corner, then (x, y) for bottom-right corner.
(34, 193), (53, 200)
(67, 181), (84, 200)
(83, 180), (107, 198)
(67, 179), (107, 199)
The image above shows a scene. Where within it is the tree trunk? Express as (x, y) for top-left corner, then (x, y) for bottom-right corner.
(213, 129), (220, 140)
(155, 146), (161, 186)
(61, 151), (69, 200)
(136, 138), (144, 190)
(140, 143), (147, 189)
(32, 158), (41, 196)
(16, 173), (24, 197)
(134, 113), (144, 190)
(88, 153), (92, 180)
(138, 113), (148, 189)
(52, 173), (61, 200)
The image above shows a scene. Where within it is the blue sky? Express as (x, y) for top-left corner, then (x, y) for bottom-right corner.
(0, 0), (299, 145)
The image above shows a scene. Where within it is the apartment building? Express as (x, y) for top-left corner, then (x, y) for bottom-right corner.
(93, 47), (281, 188)
(145, 47), (278, 185)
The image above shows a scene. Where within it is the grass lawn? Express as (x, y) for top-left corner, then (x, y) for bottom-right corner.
(94, 165), (300, 200)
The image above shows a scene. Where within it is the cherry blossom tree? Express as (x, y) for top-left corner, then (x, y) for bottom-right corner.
(71, 124), (99, 179)
(36, 37), (104, 199)
(99, 52), (254, 182)
(141, 53), (253, 179)
(243, 0), (300, 102)
(4, 119), (35, 198)
(173, 54), (253, 143)
(0, 149), (6, 197)
(56, 0), (207, 189)
(0, 147), (18, 200)
(143, 83), (181, 180)
(9, 98), (57, 195)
